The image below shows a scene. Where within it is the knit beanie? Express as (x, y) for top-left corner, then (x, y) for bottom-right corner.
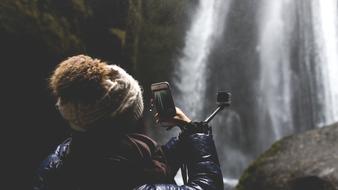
(50, 55), (144, 132)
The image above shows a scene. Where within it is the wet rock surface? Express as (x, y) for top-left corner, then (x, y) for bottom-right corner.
(236, 122), (338, 190)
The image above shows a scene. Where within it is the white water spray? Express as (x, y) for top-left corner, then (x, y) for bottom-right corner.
(173, 0), (233, 186)
(257, 0), (294, 140)
(171, 0), (338, 188)
(257, 0), (338, 139)
(174, 0), (231, 119)
(312, 0), (338, 127)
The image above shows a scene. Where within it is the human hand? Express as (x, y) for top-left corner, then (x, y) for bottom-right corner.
(154, 107), (191, 128)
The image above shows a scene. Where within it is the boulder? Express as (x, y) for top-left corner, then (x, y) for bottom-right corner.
(236, 122), (338, 190)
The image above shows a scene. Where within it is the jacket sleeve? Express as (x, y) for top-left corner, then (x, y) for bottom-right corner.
(134, 124), (224, 190)
(161, 136), (183, 178)
(33, 139), (71, 190)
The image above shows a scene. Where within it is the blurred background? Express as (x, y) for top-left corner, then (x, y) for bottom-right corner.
(2, 0), (338, 189)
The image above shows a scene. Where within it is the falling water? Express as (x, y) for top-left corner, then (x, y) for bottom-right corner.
(257, 0), (338, 139)
(256, 0), (294, 142)
(312, 0), (338, 126)
(171, 0), (338, 189)
(174, 0), (231, 120)
(173, 0), (233, 187)
(254, 0), (338, 176)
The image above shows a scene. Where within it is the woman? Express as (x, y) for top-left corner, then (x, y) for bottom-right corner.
(34, 55), (224, 190)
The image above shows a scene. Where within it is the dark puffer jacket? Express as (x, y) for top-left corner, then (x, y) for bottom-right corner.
(34, 123), (224, 190)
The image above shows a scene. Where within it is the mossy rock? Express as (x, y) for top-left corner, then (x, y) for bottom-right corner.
(236, 123), (338, 190)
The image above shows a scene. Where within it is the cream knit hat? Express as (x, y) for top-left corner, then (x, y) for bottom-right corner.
(50, 55), (144, 132)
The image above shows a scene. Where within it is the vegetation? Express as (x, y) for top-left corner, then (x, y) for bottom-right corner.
(236, 139), (285, 190)
(0, 0), (191, 78)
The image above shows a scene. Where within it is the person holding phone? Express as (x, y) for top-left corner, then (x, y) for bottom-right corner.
(34, 54), (224, 190)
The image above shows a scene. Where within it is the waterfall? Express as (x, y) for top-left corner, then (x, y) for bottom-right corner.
(312, 0), (338, 126)
(256, 0), (338, 138)
(256, 0), (294, 141)
(174, 0), (231, 120)
(173, 0), (233, 187)
(256, 0), (338, 168)
(171, 0), (338, 188)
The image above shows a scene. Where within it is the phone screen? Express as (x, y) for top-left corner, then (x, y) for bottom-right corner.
(152, 83), (176, 118)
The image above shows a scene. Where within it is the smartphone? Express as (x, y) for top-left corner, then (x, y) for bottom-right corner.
(151, 82), (176, 119)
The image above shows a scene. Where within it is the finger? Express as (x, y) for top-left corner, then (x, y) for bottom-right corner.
(175, 107), (182, 113)
(150, 98), (154, 107)
(154, 114), (159, 122)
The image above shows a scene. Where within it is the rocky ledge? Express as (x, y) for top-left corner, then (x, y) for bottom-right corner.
(236, 122), (338, 190)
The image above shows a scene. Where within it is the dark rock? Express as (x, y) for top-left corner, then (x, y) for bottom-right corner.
(236, 122), (338, 190)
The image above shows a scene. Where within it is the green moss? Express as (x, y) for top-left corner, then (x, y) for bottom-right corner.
(125, 0), (143, 72)
(0, 0), (191, 81)
(111, 28), (126, 47)
(70, 0), (88, 15)
(132, 0), (189, 85)
(0, 0), (88, 55)
(236, 139), (284, 190)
